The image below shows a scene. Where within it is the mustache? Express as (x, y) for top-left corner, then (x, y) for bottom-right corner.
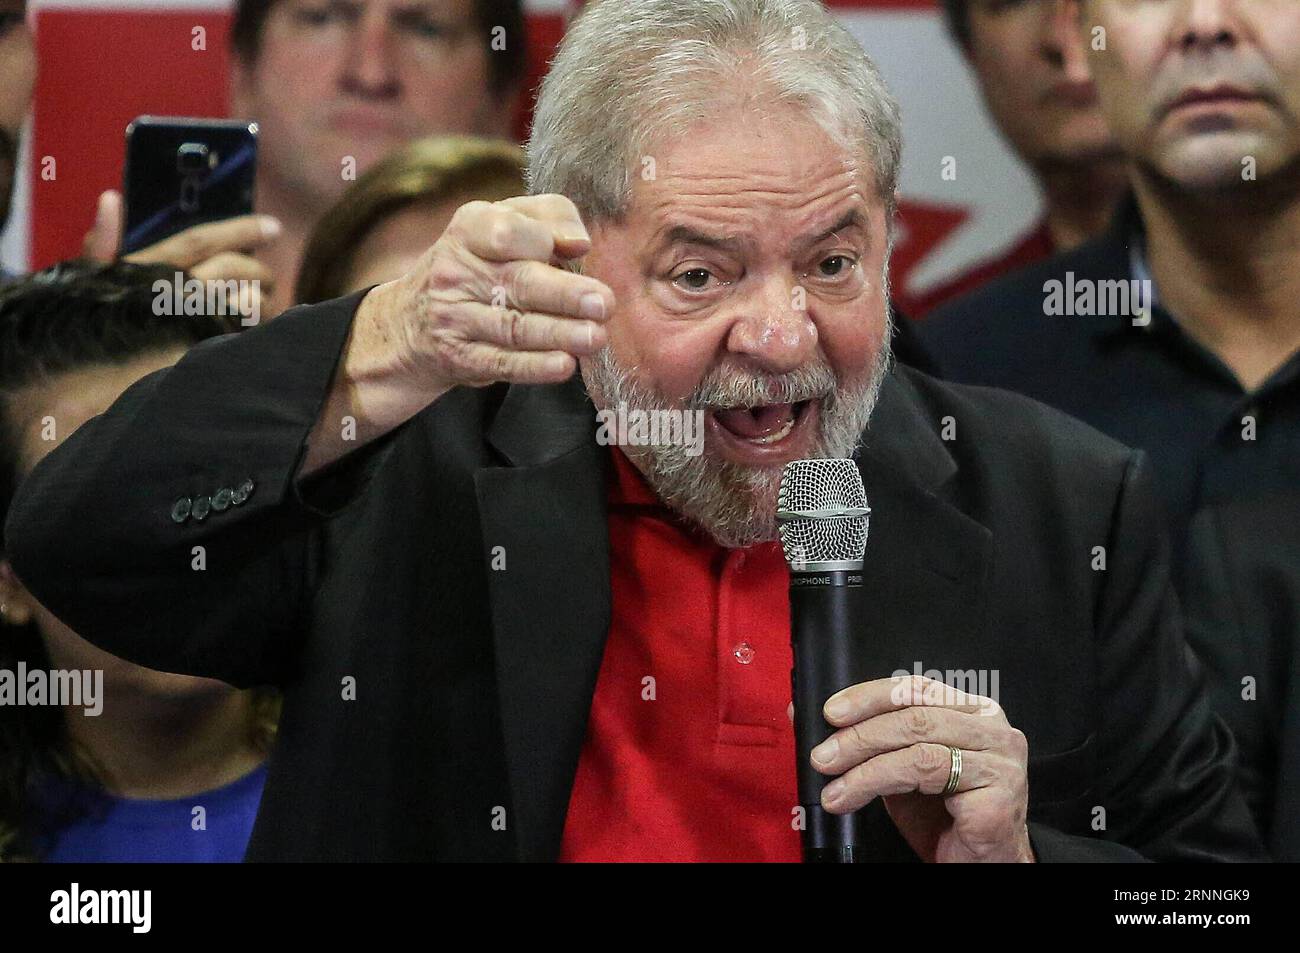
(689, 361), (838, 410)
(1150, 48), (1281, 117)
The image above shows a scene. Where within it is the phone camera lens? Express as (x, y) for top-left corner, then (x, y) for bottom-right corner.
(176, 142), (211, 175)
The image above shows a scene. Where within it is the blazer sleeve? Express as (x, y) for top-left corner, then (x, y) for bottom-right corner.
(1029, 450), (1265, 862)
(3, 290), (384, 689)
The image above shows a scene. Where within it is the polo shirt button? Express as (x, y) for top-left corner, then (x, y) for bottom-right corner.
(733, 641), (756, 664)
(170, 496), (192, 524)
(212, 487), (234, 512)
(191, 495), (212, 521)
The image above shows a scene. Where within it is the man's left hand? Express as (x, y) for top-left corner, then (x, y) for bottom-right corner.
(808, 674), (1035, 863)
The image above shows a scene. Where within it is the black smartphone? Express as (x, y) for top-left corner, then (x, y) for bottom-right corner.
(121, 116), (259, 255)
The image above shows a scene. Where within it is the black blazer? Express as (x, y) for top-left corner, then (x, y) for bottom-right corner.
(1180, 492), (1300, 861)
(916, 204), (1299, 859)
(5, 292), (1263, 862)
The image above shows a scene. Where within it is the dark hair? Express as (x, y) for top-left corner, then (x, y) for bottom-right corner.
(230, 0), (527, 98)
(0, 260), (270, 862)
(296, 135), (524, 304)
(941, 0), (972, 48)
(0, 260), (238, 553)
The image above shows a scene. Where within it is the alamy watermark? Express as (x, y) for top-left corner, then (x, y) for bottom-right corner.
(595, 402), (705, 457)
(890, 663), (1001, 715)
(1043, 272), (1154, 325)
(50, 883), (151, 933)
(0, 664), (103, 716)
(153, 271), (260, 326)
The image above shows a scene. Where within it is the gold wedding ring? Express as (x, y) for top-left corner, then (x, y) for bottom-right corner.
(942, 745), (963, 796)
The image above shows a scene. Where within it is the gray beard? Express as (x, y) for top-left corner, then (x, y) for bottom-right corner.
(581, 324), (892, 549)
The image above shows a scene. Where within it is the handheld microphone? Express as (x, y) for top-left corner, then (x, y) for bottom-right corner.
(778, 458), (871, 863)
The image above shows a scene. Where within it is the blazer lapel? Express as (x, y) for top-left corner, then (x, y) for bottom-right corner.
(472, 368), (995, 862)
(847, 369), (995, 859)
(475, 377), (611, 862)
(852, 369), (994, 676)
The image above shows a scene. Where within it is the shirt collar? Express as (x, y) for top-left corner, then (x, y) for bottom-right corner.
(1127, 228), (1161, 312)
(1090, 195), (1179, 341)
(607, 444), (669, 508)
(1107, 202), (1300, 394)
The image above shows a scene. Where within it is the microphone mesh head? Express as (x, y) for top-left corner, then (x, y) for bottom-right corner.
(777, 459), (870, 570)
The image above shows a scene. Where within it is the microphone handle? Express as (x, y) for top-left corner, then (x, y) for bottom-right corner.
(790, 567), (863, 862)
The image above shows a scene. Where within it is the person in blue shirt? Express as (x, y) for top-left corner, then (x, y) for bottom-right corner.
(0, 260), (278, 862)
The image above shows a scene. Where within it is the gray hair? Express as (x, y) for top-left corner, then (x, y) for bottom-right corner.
(526, 0), (903, 232)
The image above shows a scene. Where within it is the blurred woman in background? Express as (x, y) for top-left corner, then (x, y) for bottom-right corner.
(0, 261), (277, 862)
(295, 136), (526, 304)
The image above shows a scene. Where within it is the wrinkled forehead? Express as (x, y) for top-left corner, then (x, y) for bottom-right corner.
(625, 109), (881, 246)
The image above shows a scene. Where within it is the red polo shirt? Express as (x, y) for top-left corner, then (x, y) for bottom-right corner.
(558, 446), (802, 862)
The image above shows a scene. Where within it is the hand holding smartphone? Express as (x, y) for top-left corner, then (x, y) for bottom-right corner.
(121, 116), (259, 255)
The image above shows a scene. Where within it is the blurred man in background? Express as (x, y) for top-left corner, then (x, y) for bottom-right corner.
(901, 0), (1128, 315)
(921, 0), (1300, 858)
(228, 0), (527, 314)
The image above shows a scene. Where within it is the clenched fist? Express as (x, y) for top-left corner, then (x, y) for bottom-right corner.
(302, 195), (615, 476)
(384, 194), (615, 390)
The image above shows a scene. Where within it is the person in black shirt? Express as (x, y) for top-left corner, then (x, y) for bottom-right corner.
(920, 0), (1300, 859)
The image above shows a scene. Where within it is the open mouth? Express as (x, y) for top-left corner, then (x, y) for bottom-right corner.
(707, 398), (819, 461)
(712, 399), (809, 442)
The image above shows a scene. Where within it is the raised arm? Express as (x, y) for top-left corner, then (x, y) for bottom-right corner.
(4, 195), (613, 688)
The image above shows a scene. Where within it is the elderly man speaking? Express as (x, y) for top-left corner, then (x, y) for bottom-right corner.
(7, 0), (1260, 862)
